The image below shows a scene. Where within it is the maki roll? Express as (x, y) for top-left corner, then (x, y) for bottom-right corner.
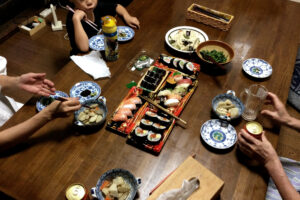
(157, 110), (171, 119)
(140, 119), (153, 130)
(152, 123), (166, 133)
(157, 116), (171, 126)
(184, 62), (195, 75)
(178, 60), (186, 72)
(144, 111), (157, 121)
(171, 58), (181, 69)
(134, 126), (149, 142)
(161, 56), (172, 66)
(147, 131), (162, 145)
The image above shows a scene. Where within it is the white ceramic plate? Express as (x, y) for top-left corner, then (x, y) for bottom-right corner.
(242, 58), (273, 78)
(200, 119), (237, 149)
(165, 26), (208, 53)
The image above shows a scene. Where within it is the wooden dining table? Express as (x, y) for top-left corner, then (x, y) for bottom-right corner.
(1, 0), (300, 199)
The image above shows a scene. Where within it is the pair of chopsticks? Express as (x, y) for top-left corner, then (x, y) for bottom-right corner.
(139, 95), (187, 128)
(58, 1), (100, 33)
(65, 5), (100, 33)
(56, 96), (92, 109)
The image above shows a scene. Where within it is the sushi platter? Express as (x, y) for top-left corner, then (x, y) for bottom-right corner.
(106, 54), (200, 154)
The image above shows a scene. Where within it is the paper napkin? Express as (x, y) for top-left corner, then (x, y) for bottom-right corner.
(70, 51), (111, 79)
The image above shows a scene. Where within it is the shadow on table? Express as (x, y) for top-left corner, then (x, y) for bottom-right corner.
(236, 148), (269, 182)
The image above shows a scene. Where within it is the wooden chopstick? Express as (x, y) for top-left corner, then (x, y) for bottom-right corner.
(56, 96), (92, 109)
(65, 5), (100, 33)
(139, 95), (187, 127)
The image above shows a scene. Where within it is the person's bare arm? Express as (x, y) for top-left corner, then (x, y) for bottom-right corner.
(116, 4), (140, 29)
(0, 98), (81, 151)
(238, 129), (300, 200)
(72, 10), (90, 52)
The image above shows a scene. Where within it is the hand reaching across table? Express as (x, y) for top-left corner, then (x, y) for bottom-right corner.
(237, 129), (300, 200)
(261, 92), (300, 132)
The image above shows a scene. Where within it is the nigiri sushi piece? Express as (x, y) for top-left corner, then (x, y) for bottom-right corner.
(117, 108), (133, 117)
(167, 93), (182, 101)
(158, 89), (172, 97)
(124, 96), (142, 105)
(122, 103), (137, 110)
(112, 113), (128, 122)
(177, 78), (193, 86)
(173, 74), (183, 82)
(164, 98), (180, 107)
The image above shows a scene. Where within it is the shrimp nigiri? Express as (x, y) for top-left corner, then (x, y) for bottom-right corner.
(122, 103), (137, 110)
(112, 113), (128, 122)
(124, 96), (142, 105)
(117, 108), (133, 117)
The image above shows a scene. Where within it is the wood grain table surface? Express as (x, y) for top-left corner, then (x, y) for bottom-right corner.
(1, 0), (300, 199)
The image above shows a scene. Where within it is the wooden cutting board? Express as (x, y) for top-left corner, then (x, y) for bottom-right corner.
(147, 156), (224, 200)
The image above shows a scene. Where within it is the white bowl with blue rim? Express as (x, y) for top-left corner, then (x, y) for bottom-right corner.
(200, 119), (237, 150)
(242, 58), (273, 79)
(74, 96), (107, 127)
(36, 91), (69, 112)
(89, 26), (134, 50)
(117, 26), (135, 42)
(212, 90), (244, 121)
(89, 35), (105, 51)
(91, 168), (141, 200)
(70, 81), (101, 103)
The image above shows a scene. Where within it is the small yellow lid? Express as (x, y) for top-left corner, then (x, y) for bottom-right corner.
(101, 16), (117, 27)
(65, 184), (86, 200)
(246, 121), (263, 135)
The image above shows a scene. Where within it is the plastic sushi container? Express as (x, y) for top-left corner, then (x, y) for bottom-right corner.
(126, 50), (158, 75)
(106, 86), (147, 136)
(127, 104), (175, 155)
(137, 65), (169, 94)
(155, 70), (199, 116)
(155, 54), (201, 78)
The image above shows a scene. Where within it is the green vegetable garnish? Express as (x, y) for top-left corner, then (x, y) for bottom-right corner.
(139, 55), (149, 61)
(200, 50), (228, 63)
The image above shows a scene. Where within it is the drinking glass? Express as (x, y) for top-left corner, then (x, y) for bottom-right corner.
(240, 84), (268, 121)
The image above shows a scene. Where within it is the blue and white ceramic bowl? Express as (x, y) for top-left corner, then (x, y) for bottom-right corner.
(200, 119), (237, 150)
(91, 168), (138, 200)
(74, 97), (107, 127)
(70, 81), (101, 103)
(242, 58), (273, 79)
(212, 90), (244, 121)
(117, 26), (135, 42)
(89, 35), (105, 51)
(36, 91), (69, 112)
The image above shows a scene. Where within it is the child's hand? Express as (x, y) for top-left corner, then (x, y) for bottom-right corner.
(72, 9), (87, 22)
(123, 14), (140, 29)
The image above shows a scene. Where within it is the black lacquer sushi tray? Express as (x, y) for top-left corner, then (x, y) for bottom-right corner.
(106, 54), (200, 154)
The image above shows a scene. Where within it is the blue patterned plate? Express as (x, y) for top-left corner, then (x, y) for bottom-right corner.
(117, 26), (135, 42)
(36, 91), (69, 112)
(89, 35), (105, 51)
(70, 81), (101, 103)
(92, 168), (138, 200)
(242, 58), (273, 78)
(200, 119), (237, 149)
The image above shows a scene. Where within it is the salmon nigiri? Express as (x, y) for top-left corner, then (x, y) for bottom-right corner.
(117, 107), (133, 117)
(124, 96), (142, 105)
(112, 113), (128, 122)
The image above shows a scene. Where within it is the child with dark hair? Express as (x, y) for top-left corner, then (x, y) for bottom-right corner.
(66, 0), (139, 55)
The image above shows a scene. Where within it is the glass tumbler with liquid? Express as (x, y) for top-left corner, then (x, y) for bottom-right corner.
(240, 84), (268, 121)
